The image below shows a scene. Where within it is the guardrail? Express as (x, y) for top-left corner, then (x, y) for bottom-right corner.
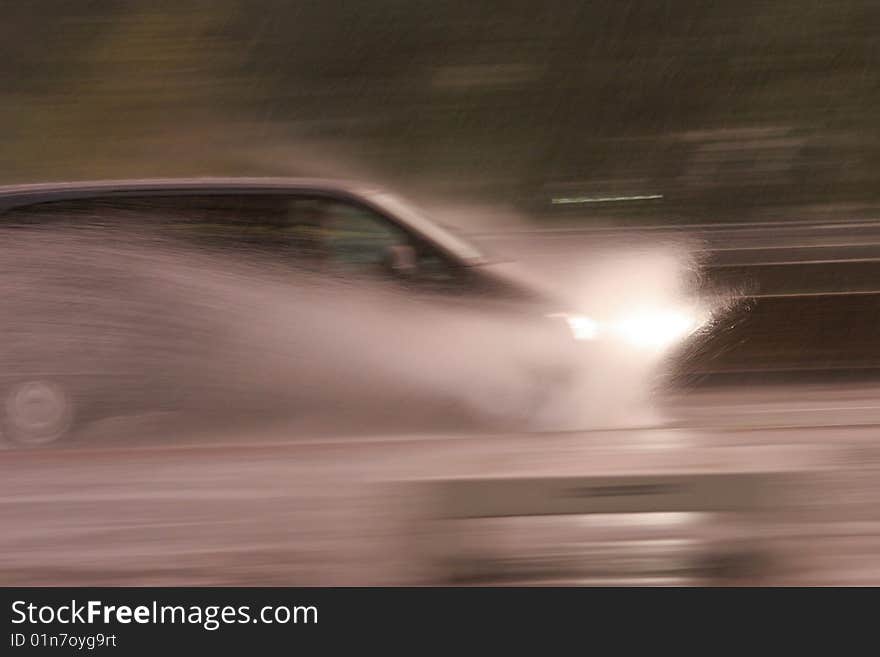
(406, 445), (827, 584)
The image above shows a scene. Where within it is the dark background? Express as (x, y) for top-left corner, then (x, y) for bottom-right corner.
(3, 1), (878, 224)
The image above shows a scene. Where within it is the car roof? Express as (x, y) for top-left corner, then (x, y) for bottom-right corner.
(0, 177), (382, 211)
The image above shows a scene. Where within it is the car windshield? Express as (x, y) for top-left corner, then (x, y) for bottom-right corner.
(366, 191), (486, 264)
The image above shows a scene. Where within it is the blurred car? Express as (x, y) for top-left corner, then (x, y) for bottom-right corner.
(0, 178), (707, 446)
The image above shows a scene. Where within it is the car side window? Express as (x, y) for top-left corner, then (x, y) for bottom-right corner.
(311, 199), (463, 289)
(3, 194), (300, 255)
(2, 193), (464, 288)
(315, 200), (408, 269)
(3, 198), (125, 227)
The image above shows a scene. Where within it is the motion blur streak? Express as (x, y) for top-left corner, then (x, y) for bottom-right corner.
(0, 222), (707, 435)
(5, 1), (880, 587)
(1, 219), (877, 587)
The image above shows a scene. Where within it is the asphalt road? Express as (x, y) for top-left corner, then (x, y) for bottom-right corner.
(2, 383), (880, 586)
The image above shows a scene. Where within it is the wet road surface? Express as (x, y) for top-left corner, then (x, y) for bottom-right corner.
(2, 383), (880, 585)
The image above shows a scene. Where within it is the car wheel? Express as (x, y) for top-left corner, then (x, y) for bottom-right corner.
(3, 380), (75, 447)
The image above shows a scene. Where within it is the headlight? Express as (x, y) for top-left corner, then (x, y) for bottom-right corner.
(549, 307), (705, 348)
(613, 311), (701, 349)
(611, 308), (702, 350)
(547, 313), (600, 341)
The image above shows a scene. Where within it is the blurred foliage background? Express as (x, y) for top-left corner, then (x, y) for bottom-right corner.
(2, 0), (879, 224)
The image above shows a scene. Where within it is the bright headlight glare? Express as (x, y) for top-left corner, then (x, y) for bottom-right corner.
(549, 307), (705, 346)
(548, 313), (600, 341)
(612, 308), (700, 349)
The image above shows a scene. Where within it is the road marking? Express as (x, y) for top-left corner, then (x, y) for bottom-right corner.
(551, 194), (664, 205)
(712, 256), (880, 267)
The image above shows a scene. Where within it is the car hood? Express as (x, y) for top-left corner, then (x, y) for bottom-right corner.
(470, 259), (574, 313)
